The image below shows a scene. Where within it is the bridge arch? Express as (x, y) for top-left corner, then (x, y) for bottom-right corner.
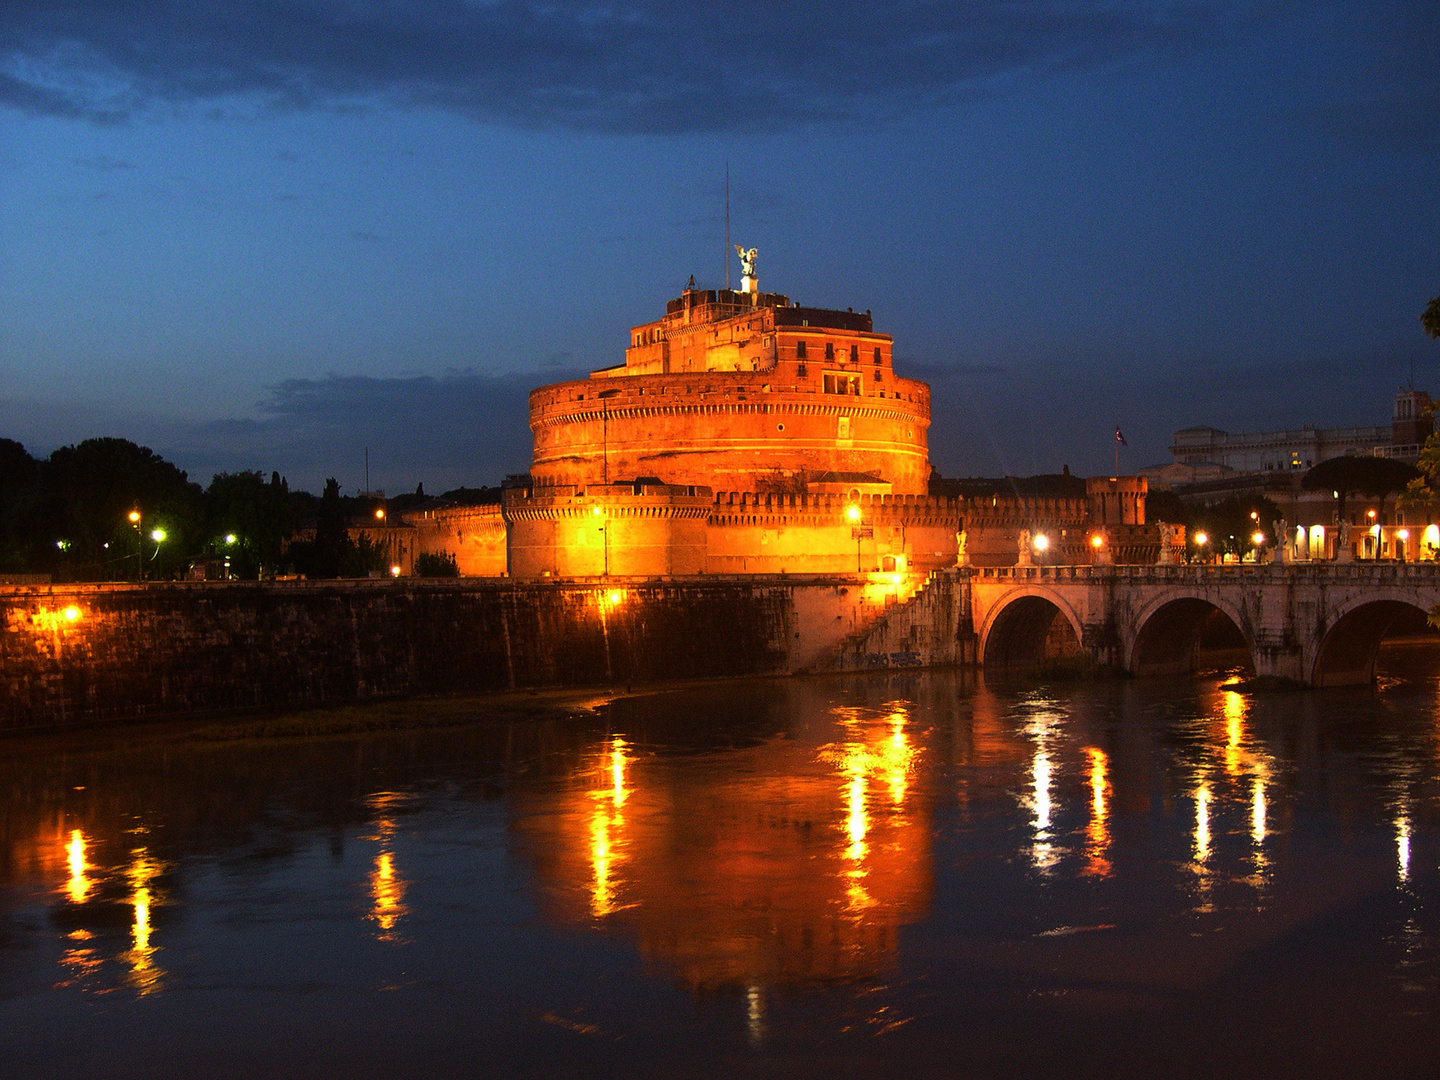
(1127, 592), (1255, 678)
(979, 587), (1087, 670)
(1311, 598), (1432, 687)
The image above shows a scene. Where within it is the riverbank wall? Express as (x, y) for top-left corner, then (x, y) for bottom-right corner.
(0, 574), (935, 732)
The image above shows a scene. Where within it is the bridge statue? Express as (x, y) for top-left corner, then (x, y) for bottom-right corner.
(957, 529), (970, 567)
(1017, 529), (1033, 566)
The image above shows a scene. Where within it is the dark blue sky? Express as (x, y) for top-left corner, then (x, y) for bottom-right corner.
(2, 1), (1437, 493)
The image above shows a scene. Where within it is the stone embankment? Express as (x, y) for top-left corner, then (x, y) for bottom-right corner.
(0, 574), (928, 732)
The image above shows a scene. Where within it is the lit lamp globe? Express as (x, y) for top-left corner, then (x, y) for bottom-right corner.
(151, 528), (166, 543)
(1033, 533), (1049, 552)
(1251, 531), (1265, 547)
(846, 505), (862, 523)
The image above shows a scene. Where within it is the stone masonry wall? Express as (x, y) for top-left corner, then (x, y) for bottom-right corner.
(0, 576), (921, 732)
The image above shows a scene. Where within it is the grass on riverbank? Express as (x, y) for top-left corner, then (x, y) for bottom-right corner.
(185, 687), (622, 742)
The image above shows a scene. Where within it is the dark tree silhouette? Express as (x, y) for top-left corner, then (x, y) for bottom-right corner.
(1302, 456), (1419, 527)
(1422, 295), (1440, 339)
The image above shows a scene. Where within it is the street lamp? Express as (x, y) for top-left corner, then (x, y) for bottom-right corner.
(375, 508), (386, 521)
(846, 504), (864, 572)
(128, 510), (143, 580)
(225, 534), (237, 545)
(150, 528), (166, 576)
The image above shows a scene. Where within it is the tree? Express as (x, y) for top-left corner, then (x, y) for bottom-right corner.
(205, 471), (297, 578)
(1302, 456), (1418, 527)
(301, 477), (352, 578)
(1402, 295), (1440, 510)
(1423, 295), (1440, 340)
(19, 438), (203, 580)
(0, 439), (36, 571)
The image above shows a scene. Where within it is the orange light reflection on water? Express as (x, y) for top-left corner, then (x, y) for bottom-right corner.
(834, 708), (916, 913)
(590, 738), (630, 917)
(64, 829), (90, 904)
(366, 793), (410, 940)
(126, 850), (163, 994)
(1083, 748), (1112, 878)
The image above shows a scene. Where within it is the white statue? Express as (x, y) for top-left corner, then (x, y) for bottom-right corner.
(957, 529), (970, 567)
(1017, 529), (1033, 566)
(735, 244), (757, 281)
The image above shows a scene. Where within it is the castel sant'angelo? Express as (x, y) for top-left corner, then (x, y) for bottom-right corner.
(399, 248), (1165, 577)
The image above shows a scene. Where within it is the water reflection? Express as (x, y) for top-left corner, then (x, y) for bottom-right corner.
(1019, 704), (1063, 873)
(126, 849), (163, 993)
(515, 695), (932, 992)
(64, 829), (90, 905)
(1083, 748), (1111, 878)
(1397, 811), (1412, 883)
(365, 793), (410, 940)
(589, 738), (630, 917)
(2, 666), (1440, 1075)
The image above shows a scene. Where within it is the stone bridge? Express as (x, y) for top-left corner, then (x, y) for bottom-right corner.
(965, 563), (1440, 686)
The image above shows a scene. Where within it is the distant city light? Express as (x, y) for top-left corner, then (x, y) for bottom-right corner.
(375, 509), (386, 520)
(592, 506), (603, 517)
(606, 589), (623, 605)
(128, 511), (141, 524)
(63, 606), (81, 622)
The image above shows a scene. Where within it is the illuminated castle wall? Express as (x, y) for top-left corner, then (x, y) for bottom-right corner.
(399, 267), (1162, 578)
(530, 284), (931, 495)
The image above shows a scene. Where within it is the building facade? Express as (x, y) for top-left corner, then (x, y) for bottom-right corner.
(1156, 388), (1432, 481)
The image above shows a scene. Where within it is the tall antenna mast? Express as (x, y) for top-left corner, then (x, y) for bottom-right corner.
(725, 162), (731, 291)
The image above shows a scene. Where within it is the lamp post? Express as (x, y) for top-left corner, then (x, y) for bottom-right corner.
(128, 510), (143, 581)
(1193, 531), (1209, 565)
(846, 504), (864, 572)
(593, 505), (608, 576)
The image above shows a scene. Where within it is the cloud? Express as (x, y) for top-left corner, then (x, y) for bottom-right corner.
(0, 1), (1276, 133)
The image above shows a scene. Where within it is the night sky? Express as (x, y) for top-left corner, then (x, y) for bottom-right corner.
(3, 1), (1437, 494)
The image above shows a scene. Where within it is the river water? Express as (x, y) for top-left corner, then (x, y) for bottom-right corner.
(2, 648), (1438, 1079)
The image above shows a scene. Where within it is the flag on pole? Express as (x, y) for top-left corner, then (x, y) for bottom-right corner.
(1115, 426), (1127, 446)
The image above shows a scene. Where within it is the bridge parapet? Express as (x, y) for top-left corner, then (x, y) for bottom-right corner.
(966, 562), (1440, 686)
(970, 563), (1440, 585)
